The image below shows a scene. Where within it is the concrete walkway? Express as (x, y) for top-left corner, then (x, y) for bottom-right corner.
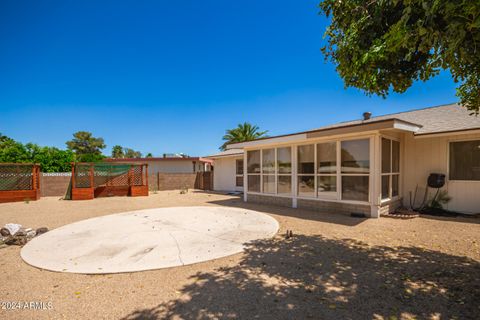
(21, 206), (278, 274)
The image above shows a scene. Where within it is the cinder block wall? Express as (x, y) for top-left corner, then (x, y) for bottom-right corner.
(40, 174), (71, 197)
(297, 198), (371, 215)
(149, 173), (197, 191)
(247, 193), (372, 216)
(149, 172), (213, 191)
(379, 198), (402, 215)
(247, 194), (293, 207)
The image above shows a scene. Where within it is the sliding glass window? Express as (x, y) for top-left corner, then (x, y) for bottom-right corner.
(298, 144), (315, 197)
(262, 149), (275, 193)
(381, 138), (400, 200)
(277, 147), (292, 195)
(247, 150), (260, 192)
(317, 142), (337, 197)
(341, 139), (370, 201)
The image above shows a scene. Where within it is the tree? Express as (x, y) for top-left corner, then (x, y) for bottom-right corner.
(220, 122), (268, 150)
(0, 135), (30, 163)
(124, 148), (142, 158)
(30, 146), (75, 172)
(0, 133), (75, 172)
(111, 145), (124, 158)
(66, 131), (106, 162)
(145, 153), (153, 158)
(319, 1), (480, 113)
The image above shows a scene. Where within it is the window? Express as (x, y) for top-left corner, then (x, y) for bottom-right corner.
(450, 140), (480, 181)
(381, 138), (400, 200)
(247, 150), (260, 192)
(277, 147), (292, 195)
(317, 142), (337, 196)
(235, 159), (243, 187)
(246, 147), (293, 195)
(298, 145), (315, 196)
(262, 149), (275, 193)
(341, 139), (369, 201)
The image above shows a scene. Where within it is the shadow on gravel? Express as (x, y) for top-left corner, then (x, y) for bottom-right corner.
(121, 234), (480, 320)
(207, 197), (367, 227)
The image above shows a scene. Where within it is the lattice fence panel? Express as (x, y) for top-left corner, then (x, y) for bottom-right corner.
(74, 164), (92, 188)
(0, 165), (34, 191)
(93, 164), (131, 187)
(132, 165), (143, 186)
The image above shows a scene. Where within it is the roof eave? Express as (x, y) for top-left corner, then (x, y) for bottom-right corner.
(226, 118), (422, 149)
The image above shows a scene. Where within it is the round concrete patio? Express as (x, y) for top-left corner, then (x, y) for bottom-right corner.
(21, 206), (279, 274)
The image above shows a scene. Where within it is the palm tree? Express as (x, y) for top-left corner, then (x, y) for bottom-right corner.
(220, 122), (268, 150)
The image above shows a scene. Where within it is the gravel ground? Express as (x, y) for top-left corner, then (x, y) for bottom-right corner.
(1, 191), (479, 320)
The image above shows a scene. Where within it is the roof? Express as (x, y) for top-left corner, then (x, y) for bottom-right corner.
(204, 149), (244, 159)
(309, 103), (479, 136)
(105, 157), (213, 163)
(227, 103), (480, 148)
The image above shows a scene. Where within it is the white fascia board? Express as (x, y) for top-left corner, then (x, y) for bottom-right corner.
(393, 120), (422, 132)
(226, 133), (308, 149)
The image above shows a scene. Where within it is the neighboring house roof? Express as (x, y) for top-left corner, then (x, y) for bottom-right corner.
(105, 157), (213, 163)
(204, 149), (244, 159)
(227, 103), (480, 149)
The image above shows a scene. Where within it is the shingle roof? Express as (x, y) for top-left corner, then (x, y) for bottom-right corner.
(308, 103), (480, 135)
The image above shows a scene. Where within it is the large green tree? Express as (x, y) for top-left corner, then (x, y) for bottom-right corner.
(0, 133), (75, 172)
(66, 131), (106, 162)
(220, 123), (268, 150)
(319, 0), (480, 113)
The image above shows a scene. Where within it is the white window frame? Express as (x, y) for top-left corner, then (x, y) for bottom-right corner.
(297, 143), (316, 198)
(246, 150), (261, 193)
(339, 138), (371, 202)
(276, 146), (293, 195)
(262, 148), (276, 194)
(244, 134), (374, 205)
(380, 135), (401, 202)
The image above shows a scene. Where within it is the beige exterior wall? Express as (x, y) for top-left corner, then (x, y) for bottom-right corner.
(403, 132), (480, 214)
(212, 156), (243, 192)
(147, 160), (203, 174)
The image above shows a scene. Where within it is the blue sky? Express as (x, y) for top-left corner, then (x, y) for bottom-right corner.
(0, 1), (458, 156)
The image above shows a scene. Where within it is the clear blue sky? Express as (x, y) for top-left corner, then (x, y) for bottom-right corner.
(0, 1), (458, 156)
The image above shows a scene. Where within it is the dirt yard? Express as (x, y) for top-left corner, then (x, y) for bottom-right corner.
(1, 191), (479, 320)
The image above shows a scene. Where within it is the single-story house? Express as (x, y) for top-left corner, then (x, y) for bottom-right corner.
(105, 156), (213, 174)
(207, 103), (480, 217)
(205, 149), (244, 192)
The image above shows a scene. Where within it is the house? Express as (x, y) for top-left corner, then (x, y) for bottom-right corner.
(208, 103), (480, 217)
(205, 149), (244, 192)
(105, 156), (213, 174)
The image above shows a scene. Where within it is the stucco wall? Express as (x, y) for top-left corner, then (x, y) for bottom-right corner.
(147, 160), (202, 174)
(403, 132), (480, 214)
(212, 156), (243, 192)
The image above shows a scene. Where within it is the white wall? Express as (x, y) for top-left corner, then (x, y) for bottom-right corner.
(213, 156), (243, 192)
(403, 132), (480, 214)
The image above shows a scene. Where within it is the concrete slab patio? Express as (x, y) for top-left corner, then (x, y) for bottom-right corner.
(21, 206), (278, 274)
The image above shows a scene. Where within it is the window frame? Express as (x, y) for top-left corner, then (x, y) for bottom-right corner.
(235, 159), (244, 187)
(340, 138), (371, 202)
(380, 136), (401, 202)
(246, 150), (261, 192)
(297, 144), (315, 197)
(244, 135), (374, 205)
(448, 138), (480, 182)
